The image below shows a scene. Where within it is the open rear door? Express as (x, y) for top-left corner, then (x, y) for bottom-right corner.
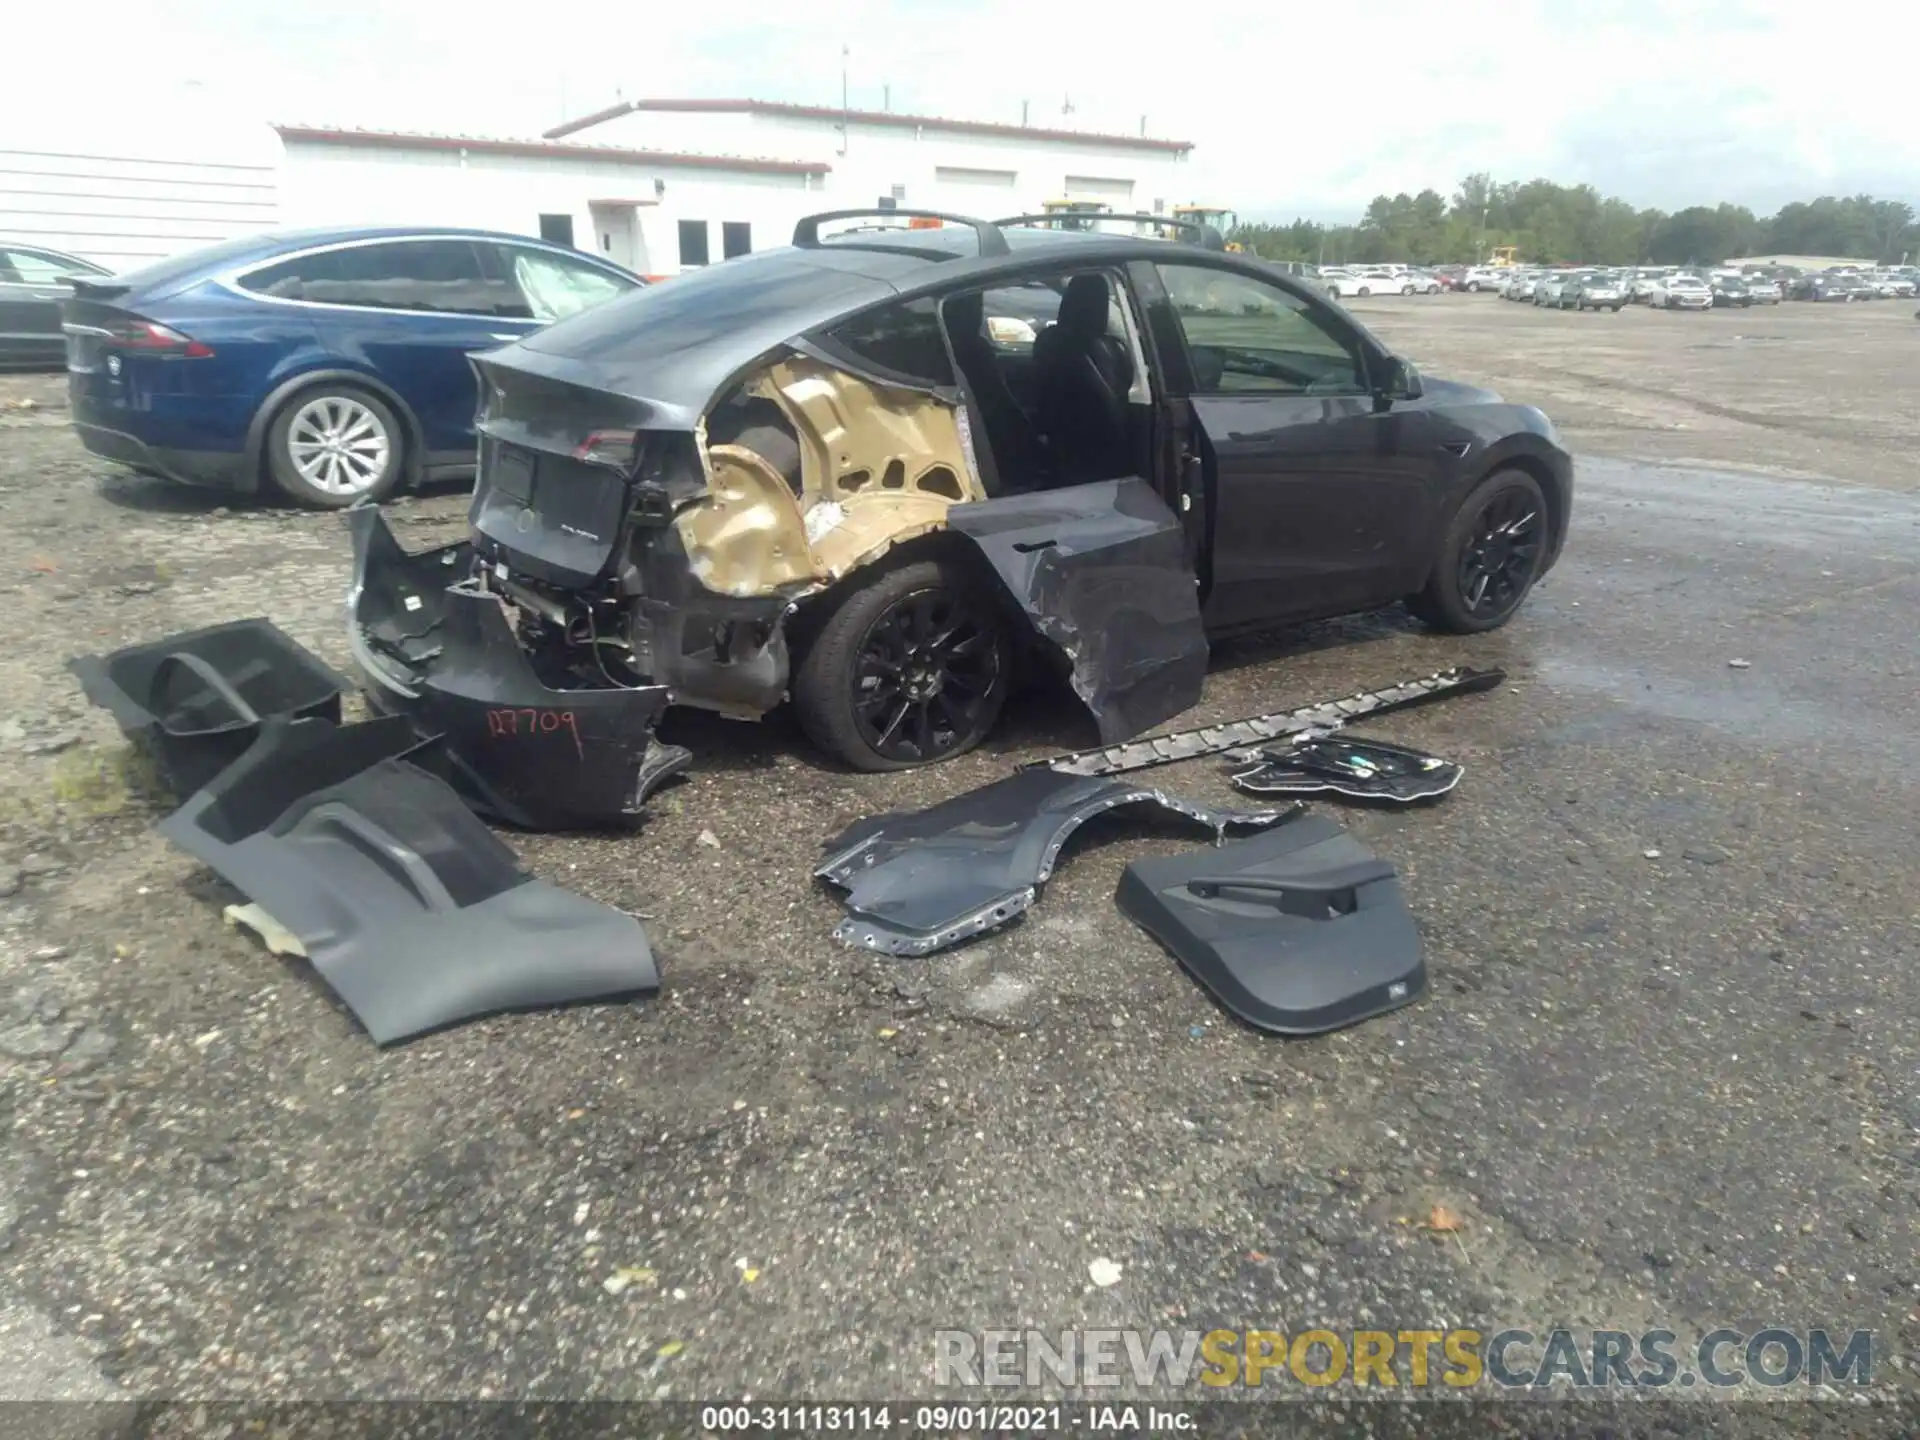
(946, 476), (1209, 743)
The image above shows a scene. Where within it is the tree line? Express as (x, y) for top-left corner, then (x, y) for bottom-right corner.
(1230, 175), (1919, 268)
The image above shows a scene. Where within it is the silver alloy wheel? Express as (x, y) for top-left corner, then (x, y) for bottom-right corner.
(286, 395), (391, 497)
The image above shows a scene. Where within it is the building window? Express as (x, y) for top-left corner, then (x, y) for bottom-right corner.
(877, 195), (898, 211)
(890, 183), (907, 201)
(678, 220), (710, 267)
(538, 213), (575, 247)
(722, 222), (752, 260)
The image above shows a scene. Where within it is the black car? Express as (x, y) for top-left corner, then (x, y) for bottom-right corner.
(1790, 272), (1854, 302)
(1, 243), (113, 368)
(348, 209), (1573, 781)
(1710, 275), (1752, 307)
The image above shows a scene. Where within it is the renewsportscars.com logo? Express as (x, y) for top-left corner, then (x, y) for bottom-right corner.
(934, 1327), (1875, 1391)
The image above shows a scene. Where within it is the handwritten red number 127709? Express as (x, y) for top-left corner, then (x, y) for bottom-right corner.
(485, 708), (583, 759)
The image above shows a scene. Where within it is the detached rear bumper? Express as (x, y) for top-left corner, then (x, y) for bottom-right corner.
(344, 507), (688, 830)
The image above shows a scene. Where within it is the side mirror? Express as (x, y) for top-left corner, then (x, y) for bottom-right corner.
(1378, 356), (1423, 401)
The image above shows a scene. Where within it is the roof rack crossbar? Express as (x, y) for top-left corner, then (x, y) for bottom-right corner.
(991, 212), (1226, 251)
(793, 209), (1010, 257)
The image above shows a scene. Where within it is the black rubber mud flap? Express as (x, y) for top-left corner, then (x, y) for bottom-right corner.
(1115, 815), (1425, 1035)
(345, 505), (690, 830)
(69, 619), (346, 797)
(158, 716), (659, 1046)
(816, 766), (1286, 956)
(945, 476), (1209, 744)
(1229, 735), (1463, 803)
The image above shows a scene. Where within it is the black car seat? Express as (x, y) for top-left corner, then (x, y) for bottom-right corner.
(941, 291), (1040, 489)
(1031, 273), (1133, 483)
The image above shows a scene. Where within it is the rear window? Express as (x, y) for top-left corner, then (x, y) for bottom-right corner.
(238, 239), (498, 314)
(516, 247), (892, 363)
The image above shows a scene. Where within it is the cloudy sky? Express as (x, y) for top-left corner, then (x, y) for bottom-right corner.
(13, 0), (1916, 221)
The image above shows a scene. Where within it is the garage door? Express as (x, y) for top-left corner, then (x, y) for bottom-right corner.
(1064, 175), (1135, 206)
(935, 166), (1018, 192)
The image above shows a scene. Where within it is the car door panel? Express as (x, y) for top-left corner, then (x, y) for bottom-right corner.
(1192, 396), (1436, 626)
(0, 249), (83, 365)
(1145, 261), (1440, 632)
(320, 311), (533, 459)
(258, 239), (536, 458)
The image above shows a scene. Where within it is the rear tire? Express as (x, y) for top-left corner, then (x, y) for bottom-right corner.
(1406, 469), (1550, 634)
(792, 557), (1012, 771)
(264, 385), (404, 509)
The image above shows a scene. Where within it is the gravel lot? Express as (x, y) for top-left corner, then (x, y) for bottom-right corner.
(0, 295), (1915, 1423)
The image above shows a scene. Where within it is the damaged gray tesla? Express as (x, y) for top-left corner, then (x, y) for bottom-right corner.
(350, 208), (1571, 813)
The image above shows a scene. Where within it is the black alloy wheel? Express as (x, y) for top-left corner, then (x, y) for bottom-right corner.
(1457, 485), (1543, 618)
(1406, 469), (1550, 633)
(792, 557), (1012, 771)
(852, 588), (1001, 764)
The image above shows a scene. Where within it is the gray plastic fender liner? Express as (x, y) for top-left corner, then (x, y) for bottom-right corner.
(815, 766), (1289, 956)
(945, 476), (1210, 744)
(158, 716), (658, 1045)
(1115, 815), (1424, 1035)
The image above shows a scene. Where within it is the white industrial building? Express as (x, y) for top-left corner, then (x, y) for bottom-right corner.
(1, 91), (1196, 278)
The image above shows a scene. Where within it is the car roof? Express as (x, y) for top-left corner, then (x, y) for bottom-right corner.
(503, 213), (1370, 429)
(110, 224), (635, 301)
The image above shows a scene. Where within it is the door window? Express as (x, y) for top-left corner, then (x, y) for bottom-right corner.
(484, 244), (634, 322)
(238, 240), (494, 314)
(4, 249), (100, 284)
(1156, 264), (1366, 396)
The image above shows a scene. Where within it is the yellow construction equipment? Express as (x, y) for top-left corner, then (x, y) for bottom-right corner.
(1039, 199), (1112, 232)
(1488, 246), (1519, 267)
(1174, 205), (1242, 251)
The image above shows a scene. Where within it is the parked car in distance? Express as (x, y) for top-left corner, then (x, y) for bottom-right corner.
(1710, 274), (1752, 307)
(1628, 269), (1668, 304)
(1504, 271), (1543, 301)
(1566, 272), (1629, 311)
(1649, 274), (1713, 310)
(1, 244), (115, 369)
(1320, 267), (1387, 298)
(63, 226), (642, 508)
(1533, 272), (1579, 307)
(1790, 272), (1855, 302)
(1460, 266), (1508, 292)
(1742, 275), (1782, 304)
(357, 211), (1573, 773)
(1400, 269), (1444, 295)
(1867, 270), (1916, 298)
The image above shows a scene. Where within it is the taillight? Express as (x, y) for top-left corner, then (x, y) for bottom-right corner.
(108, 320), (214, 358)
(574, 429), (639, 471)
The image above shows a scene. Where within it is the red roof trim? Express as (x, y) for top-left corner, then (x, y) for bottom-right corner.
(272, 125), (831, 176)
(544, 98), (1195, 153)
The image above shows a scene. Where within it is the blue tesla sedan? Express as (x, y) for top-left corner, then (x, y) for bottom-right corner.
(63, 226), (641, 507)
